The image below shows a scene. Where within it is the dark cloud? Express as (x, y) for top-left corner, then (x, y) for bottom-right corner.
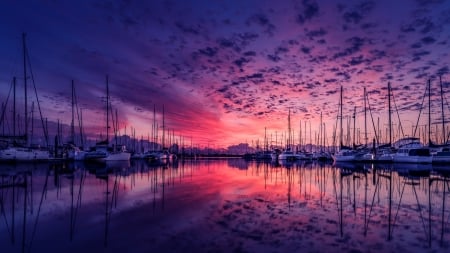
(275, 46), (289, 54)
(246, 73), (263, 79)
(349, 55), (365, 66)
(369, 49), (386, 59)
(175, 21), (200, 35)
(247, 13), (276, 36)
(410, 42), (422, 49)
(243, 51), (256, 57)
(234, 57), (250, 68)
(342, 1), (376, 24)
(421, 36), (436, 44)
(412, 50), (430, 61)
(267, 54), (281, 62)
(415, 0), (446, 7)
(333, 36), (366, 59)
(360, 22), (377, 30)
(436, 66), (449, 75)
(301, 46), (311, 54)
(401, 17), (436, 35)
(198, 47), (219, 57)
(296, 0), (320, 25)
(306, 28), (327, 39)
(325, 78), (338, 83)
(343, 11), (363, 24)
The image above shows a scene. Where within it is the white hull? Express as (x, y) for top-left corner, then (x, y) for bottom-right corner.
(68, 150), (87, 161)
(432, 156), (450, 164)
(0, 147), (49, 161)
(145, 150), (172, 161)
(393, 147), (432, 164)
(377, 155), (393, 162)
(333, 155), (356, 162)
(432, 149), (450, 164)
(105, 152), (131, 161)
(332, 149), (356, 162)
(270, 153), (278, 160)
(392, 155), (432, 163)
(278, 152), (300, 160)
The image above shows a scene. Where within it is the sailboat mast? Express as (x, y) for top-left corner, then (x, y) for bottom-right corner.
(288, 108), (291, 149)
(364, 87), (367, 146)
(264, 127), (267, 152)
(153, 104), (156, 150)
(71, 80), (75, 144)
(23, 33), (28, 144)
(115, 109), (118, 148)
(428, 79), (431, 146)
(320, 112), (323, 152)
(388, 82), (392, 146)
(13, 77), (16, 139)
(162, 105), (165, 149)
(106, 75), (110, 143)
(353, 106), (356, 148)
(440, 76), (445, 143)
(339, 86), (343, 148)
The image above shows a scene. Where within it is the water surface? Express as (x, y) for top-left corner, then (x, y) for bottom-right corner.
(0, 159), (449, 252)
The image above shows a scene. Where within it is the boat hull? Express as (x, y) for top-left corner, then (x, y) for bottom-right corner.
(0, 147), (49, 162)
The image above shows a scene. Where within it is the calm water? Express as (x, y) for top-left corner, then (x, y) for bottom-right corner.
(0, 159), (449, 253)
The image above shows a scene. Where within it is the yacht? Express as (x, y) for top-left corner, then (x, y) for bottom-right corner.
(392, 138), (431, 163)
(0, 145), (49, 162)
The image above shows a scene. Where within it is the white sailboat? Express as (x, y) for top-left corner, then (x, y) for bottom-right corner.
(392, 138), (432, 163)
(278, 109), (301, 161)
(0, 34), (50, 162)
(332, 86), (357, 162)
(85, 76), (130, 162)
(393, 80), (434, 164)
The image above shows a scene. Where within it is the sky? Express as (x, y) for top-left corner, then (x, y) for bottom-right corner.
(1, 0), (450, 148)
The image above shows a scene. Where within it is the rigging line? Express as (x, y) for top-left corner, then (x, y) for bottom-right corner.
(0, 177), (12, 238)
(27, 168), (50, 252)
(392, 177), (407, 233)
(413, 83), (428, 138)
(443, 94), (450, 142)
(365, 91), (379, 144)
(25, 46), (49, 146)
(365, 172), (381, 232)
(439, 179), (447, 246)
(74, 87), (84, 147)
(412, 179), (429, 241)
(391, 89), (405, 138)
(0, 78), (14, 127)
(332, 169), (340, 221)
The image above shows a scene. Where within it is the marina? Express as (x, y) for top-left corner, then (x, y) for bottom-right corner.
(1, 1), (450, 252)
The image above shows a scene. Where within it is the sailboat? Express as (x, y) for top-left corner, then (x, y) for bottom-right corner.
(392, 80), (432, 164)
(65, 80), (86, 161)
(431, 76), (450, 164)
(278, 109), (301, 161)
(375, 82), (395, 162)
(0, 34), (50, 162)
(332, 86), (357, 162)
(84, 76), (130, 162)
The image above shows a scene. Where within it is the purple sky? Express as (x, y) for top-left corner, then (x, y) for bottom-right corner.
(1, 0), (450, 147)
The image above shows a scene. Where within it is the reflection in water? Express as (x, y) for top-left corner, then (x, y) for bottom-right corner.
(0, 160), (449, 252)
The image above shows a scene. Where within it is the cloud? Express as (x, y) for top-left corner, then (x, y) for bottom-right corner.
(296, 0), (320, 25)
(342, 1), (376, 24)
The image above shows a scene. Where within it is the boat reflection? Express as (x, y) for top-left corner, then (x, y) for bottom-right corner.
(0, 159), (448, 252)
(330, 162), (448, 248)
